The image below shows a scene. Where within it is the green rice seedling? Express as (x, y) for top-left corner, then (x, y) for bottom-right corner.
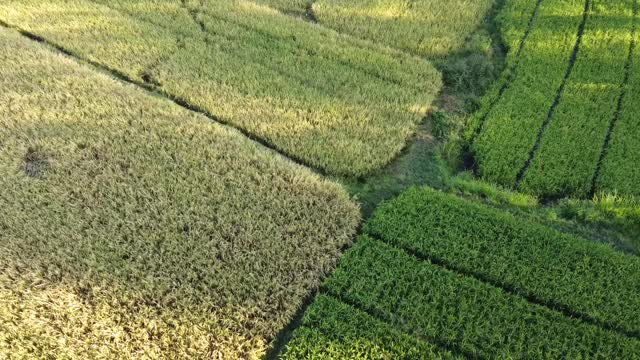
(0, 27), (359, 359)
(472, 0), (589, 186)
(465, 0), (543, 138)
(326, 237), (640, 359)
(520, 0), (637, 198)
(367, 187), (640, 337)
(596, 5), (640, 197)
(0, 0), (442, 177)
(280, 294), (461, 359)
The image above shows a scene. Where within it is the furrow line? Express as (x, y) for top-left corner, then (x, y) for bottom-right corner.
(0, 20), (327, 177)
(320, 289), (476, 360)
(469, 0), (544, 142)
(368, 232), (640, 340)
(515, 0), (591, 186)
(589, 0), (639, 197)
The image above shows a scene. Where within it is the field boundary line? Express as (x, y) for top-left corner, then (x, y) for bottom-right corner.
(88, 0), (367, 97)
(0, 20), (330, 177)
(469, 0), (545, 143)
(589, 0), (639, 197)
(515, 0), (592, 187)
(91, 0), (424, 91)
(367, 233), (640, 340)
(320, 290), (476, 359)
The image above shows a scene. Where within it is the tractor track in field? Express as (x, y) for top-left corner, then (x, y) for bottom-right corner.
(181, 0), (209, 39)
(515, 0), (592, 188)
(0, 20), (332, 178)
(589, 0), (638, 198)
(469, 0), (544, 143)
(366, 233), (640, 341)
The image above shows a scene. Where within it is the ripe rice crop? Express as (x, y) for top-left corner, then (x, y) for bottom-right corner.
(0, 27), (359, 359)
(0, 0), (442, 177)
(253, 0), (494, 58)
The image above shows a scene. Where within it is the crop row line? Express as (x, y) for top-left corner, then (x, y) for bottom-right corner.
(0, 20), (327, 176)
(321, 289), (474, 359)
(469, 0), (545, 142)
(590, 0), (639, 197)
(515, 0), (592, 187)
(367, 232), (640, 340)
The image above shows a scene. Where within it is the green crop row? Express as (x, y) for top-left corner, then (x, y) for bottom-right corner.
(366, 187), (640, 336)
(471, 0), (587, 186)
(0, 27), (359, 359)
(253, 0), (493, 58)
(596, 4), (640, 197)
(324, 237), (640, 359)
(520, 0), (637, 198)
(465, 0), (542, 137)
(0, 0), (442, 177)
(280, 294), (461, 359)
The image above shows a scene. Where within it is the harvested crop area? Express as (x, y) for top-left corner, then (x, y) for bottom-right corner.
(0, 27), (359, 359)
(470, 0), (640, 198)
(0, 0), (442, 177)
(252, 0), (494, 58)
(283, 187), (640, 358)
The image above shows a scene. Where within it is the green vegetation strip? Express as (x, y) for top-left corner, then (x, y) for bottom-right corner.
(0, 0), (441, 177)
(324, 237), (640, 358)
(467, 0), (544, 139)
(251, 0), (494, 58)
(597, 1), (640, 197)
(366, 187), (640, 337)
(472, 0), (588, 186)
(280, 294), (461, 359)
(520, 0), (637, 198)
(0, 27), (359, 359)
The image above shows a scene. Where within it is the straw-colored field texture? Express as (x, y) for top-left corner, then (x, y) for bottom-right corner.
(0, 0), (442, 177)
(252, 0), (494, 57)
(0, 27), (359, 359)
(470, 0), (639, 198)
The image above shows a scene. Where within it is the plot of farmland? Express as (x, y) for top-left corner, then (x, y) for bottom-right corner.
(283, 187), (640, 358)
(470, 0), (640, 198)
(0, 27), (359, 359)
(0, 0), (442, 177)
(253, 0), (495, 57)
